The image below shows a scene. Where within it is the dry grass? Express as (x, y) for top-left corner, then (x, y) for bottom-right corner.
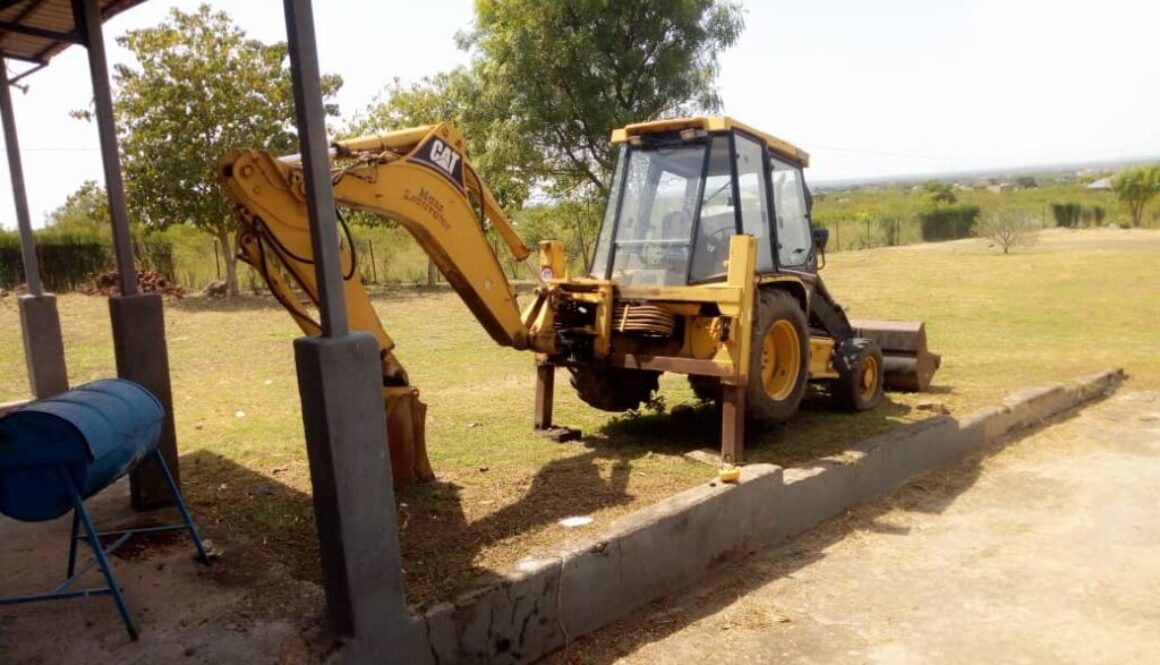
(1, 227), (1156, 607)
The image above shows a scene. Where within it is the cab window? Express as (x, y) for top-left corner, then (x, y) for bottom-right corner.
(770, 157), (811, 268)
(735, 134), (773, 272)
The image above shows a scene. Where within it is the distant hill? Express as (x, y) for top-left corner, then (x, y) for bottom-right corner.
(813, 156), (1158, 191)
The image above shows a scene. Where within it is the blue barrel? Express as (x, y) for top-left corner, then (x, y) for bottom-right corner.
(0, 379), (164, 522)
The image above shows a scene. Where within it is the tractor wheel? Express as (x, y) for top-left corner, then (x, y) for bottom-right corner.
(688, 374), (722, 403)
(569, 366), (660, 412)
(746, 289), (810, 426)
(830, 338), (885, 412)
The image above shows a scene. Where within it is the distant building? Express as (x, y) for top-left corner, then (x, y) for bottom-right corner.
(987, 183), (1014, 193)
(1087, 177), (1113, 190)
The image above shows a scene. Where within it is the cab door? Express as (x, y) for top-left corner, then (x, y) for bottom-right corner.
(769, 156), (817, 276)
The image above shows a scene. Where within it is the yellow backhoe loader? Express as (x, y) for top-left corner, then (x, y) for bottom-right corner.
(218, 117), (940, 484)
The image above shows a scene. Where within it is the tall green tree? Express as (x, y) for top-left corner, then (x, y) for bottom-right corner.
(43, 181), (110, 239)
(1111, 165), (1160, 228)
(96, 5), (342, 295)
(462, 0), (745, 199)
(922, 180), (957, 206)
(347, 68), (538, 213)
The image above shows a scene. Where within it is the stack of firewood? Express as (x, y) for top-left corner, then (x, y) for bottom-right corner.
(81, 270), (186, 298)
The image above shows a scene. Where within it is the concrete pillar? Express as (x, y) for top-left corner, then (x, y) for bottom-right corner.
(109, 294), (179, 508)
(281, 1), (415, 657)
(294, 334), (408, 638)
(2, 57), (70, 400)
(18, 294), (69, 398)
(72, 0), (179, 506)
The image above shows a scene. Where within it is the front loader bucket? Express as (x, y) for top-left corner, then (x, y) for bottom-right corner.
(384, 386), (435, 484)
(849, 319), (942, 392)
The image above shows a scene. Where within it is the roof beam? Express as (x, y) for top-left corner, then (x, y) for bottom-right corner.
(0, 20), (81, 43)
(0, 48), (46, 64)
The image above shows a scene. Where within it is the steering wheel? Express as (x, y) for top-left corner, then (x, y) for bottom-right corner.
(702, 225), (735, 267)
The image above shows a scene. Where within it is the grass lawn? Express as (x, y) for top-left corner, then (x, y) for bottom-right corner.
(1, 227), (1157, 607)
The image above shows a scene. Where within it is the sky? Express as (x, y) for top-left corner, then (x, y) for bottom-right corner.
(1, 0), (1158, 229)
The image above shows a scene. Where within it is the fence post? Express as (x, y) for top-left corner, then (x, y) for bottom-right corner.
(367, 239), (377, 284)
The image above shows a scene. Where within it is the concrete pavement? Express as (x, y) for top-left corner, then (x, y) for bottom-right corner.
(545, 391), (1160, 665)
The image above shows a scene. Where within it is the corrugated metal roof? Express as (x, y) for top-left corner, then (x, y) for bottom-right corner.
(0, 0), (149, 65)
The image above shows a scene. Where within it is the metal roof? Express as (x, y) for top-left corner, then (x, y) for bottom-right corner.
(611, 116), (811, 168)
(0, 0), (147, 67)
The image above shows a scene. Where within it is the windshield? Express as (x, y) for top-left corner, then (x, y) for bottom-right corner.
(593, 141), (707, 285)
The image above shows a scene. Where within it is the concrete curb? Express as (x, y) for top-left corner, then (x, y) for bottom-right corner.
(395, 369), (1124, 664)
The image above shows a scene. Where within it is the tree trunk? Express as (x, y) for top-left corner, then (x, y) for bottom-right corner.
(217, 227), (240, 297)
(426, 257), (437, 287)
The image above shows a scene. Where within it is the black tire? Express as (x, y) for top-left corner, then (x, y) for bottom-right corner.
(746, 289), (810, 426)
(830, 338), (885, 412)
(569, 366), (660, 412)
(688, 374), (722, 403)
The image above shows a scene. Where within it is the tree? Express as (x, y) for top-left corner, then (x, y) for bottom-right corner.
(462, 0), (745, 199)
(921, 180), (957, 205)
(93, 5), (342, 295)
(1111, 165), (1160, 228)
(979, 207), (1038, 254)
(347, 68), (538, 215)
(347, 69), (541, 284)
(43, 181), (110, 239)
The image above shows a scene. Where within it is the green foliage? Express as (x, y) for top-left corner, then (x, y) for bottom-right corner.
(346, 69), (537, 213)
(41, 181), (110, 241)
(877, 216), (904, 247)
(0, 230), (174, 291)
(922, 180), (957, 205)
(462, 0), (745, 198)
(1111, 164), (1160, 227)
(919, 204), (979, 241)
(512, 198), (605, 274)
(1050, 202), (1082, 228)
(1080, 205), (1106, 227)
(98, 4), (342, 295)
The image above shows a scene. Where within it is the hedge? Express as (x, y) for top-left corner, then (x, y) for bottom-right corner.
(0, 234), (174, 292)
(919, 204), (980, 241)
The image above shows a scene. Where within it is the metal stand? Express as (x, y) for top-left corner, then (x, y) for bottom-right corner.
(0, 450), (208, 641)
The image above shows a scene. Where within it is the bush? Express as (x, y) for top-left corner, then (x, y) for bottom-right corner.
(919, 204), (979, 241)
(1080, 206), (1106, 227)
(1050, 202), (1082, 228)
(979, 207), (1039, 254)
(0, 232), (174, 292)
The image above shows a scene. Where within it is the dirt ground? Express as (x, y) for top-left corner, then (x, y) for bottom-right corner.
(546, 391), (1160, 665)
(0, 479), (330, 665)
(2, 390), (1155, 664)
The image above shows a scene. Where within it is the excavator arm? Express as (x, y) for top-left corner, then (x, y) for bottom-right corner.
(218, 123), (538, 482)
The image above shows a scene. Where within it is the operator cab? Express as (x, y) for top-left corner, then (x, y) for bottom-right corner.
(590, 117), (815, 287)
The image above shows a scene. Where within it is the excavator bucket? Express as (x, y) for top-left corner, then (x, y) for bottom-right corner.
(848, 320), (942, 392)
(384, 386), (435, 484)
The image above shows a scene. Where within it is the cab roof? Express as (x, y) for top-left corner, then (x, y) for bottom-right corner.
(611, 116), (810, 168)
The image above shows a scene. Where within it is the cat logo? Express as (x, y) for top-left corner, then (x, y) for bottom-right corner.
(430, 139), (461, 175)
(414, 136), (465, 190)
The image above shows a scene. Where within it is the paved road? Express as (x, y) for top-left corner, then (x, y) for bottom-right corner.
(545, 391), (1160, 665)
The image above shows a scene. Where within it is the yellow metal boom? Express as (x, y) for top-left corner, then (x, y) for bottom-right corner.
(218, 122), (534, 482)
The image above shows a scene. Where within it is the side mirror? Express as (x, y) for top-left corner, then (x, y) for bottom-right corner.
(812, 227), (829, 252)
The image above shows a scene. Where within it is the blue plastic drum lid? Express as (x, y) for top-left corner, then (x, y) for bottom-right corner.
(0, 379), (164, 522)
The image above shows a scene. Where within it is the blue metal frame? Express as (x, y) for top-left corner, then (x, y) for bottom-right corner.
(0, 450), (208, 641)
